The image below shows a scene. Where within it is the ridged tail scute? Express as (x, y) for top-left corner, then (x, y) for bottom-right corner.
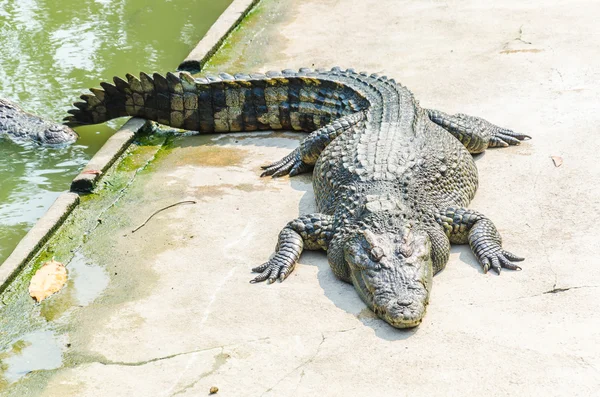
(64, 68), (371, 133)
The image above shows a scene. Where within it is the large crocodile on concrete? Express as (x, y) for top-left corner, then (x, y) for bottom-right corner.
(0, 98), (78, 145)
(65, 68), (529, 328)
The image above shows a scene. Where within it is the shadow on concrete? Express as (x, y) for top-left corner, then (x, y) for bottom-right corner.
(453, 245), (483, 273)
(299, 251), (417, 341)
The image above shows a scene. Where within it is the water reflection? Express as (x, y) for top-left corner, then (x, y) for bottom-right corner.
(0, 0), (233, 263)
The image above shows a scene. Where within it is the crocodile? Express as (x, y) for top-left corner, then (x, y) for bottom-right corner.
(65, 67), (529, 328)
(0, 98), (78, 145)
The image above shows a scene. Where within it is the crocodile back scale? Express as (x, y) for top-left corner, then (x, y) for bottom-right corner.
(66, 67), (530, 328)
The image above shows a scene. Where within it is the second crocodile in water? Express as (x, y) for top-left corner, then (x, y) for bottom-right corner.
(66, 67), (529, 328)
(1, 98), (78, 145)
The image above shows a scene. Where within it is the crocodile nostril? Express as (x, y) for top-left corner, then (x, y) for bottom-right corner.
(396, 299), (412, 307)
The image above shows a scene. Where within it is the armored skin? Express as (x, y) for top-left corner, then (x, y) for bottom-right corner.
(66, 67), (529, 328)
(0, 98), (78, 145)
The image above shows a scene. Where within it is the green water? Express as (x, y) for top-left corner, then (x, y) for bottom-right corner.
(0, 0), (233, 263)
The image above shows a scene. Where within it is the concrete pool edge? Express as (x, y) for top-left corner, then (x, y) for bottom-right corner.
(0, 192), (79, 293)
(0, 0), (260, 293)
(178, 0), (260, 73)
(70, 118), (146, 194)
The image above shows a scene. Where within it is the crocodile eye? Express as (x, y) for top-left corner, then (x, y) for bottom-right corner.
(397, 243), (414, 258)
(369, 246), (385, 262)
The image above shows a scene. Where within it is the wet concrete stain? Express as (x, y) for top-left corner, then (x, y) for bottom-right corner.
(194, 182), (280, 198)
(0, 330), (63, 385)
(68, 252), (110, 306)
(170, 352), (230, 396)
(171, 145), (248, 168)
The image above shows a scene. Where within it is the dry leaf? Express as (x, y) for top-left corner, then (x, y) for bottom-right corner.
(29, 260), (68, 302)
(551, 156), (563, 167)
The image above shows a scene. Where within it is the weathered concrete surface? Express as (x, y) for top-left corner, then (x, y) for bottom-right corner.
(3, 0), (600, 395)
(0, 192), (79, 293)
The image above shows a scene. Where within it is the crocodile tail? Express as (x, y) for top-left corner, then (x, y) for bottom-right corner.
(64, 69), (369, 133)
(64, 72), (188, 128)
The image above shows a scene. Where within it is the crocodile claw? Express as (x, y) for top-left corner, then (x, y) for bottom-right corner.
(480, 249), (523, 275)
(260, 148), (310, 178)
(489, 125), (531, 148)
(250, 254), (296, 283)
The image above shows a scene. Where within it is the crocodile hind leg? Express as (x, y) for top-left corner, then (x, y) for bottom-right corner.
(426, 109), (530, 154)
(261, 111), (365, 177)
(435, 206), (524, 274)
(250, 214), (334, 283)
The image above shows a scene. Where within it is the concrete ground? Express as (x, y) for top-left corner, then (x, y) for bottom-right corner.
(2, 0), (600, 395)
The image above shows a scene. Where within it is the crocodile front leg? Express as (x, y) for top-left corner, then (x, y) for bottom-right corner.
(426, 109), (530, 153)
(250, 213), (334, 283)
(435, 206), (524, 274)
(261, 111), (365, 177)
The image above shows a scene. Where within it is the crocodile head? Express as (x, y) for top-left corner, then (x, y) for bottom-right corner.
(0, 98), (79, 145)
(343, 196), (433, 328)
(34, 123), (79, 145)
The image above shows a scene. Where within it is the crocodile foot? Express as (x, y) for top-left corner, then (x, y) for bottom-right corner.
(260, 148), (311, 177)
(485, 119), (531, 148)
(250, 254), (296, 283)
(477, 245), (524, 274)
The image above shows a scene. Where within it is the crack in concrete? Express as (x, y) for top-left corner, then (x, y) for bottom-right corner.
(169, 348), (230, 397)
(542, 285), (599, 295)
(259, 328), (356, 396)
(260, 333), (326, 397)
(515, 285), (600, 300)
(532, 173), (560, 294)
(96, 345), (222, 367)
(516, 25), (532, 45)
(66, 337), (269, 372)
(502, 24), (533, 52)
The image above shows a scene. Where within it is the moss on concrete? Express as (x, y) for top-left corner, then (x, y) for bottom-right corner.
(0, 1), (298, 392)
(202, 0), (291, 73)
(0, 135), (167, 393)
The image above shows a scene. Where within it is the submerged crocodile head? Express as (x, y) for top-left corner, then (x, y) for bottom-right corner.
(34, 123), (79, 145)
(0, 98), (78, 145)
(344, 198), (433, 328)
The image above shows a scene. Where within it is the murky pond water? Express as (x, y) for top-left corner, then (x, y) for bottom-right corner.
(0, 0), (232, 263)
